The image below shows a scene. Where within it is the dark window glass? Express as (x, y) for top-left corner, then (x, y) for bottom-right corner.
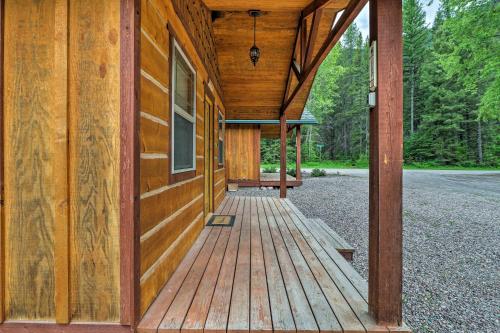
(174, 50), (194, 116)
(174, 113), (194, 170)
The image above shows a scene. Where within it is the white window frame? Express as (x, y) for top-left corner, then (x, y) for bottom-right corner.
(171, 39), (197, 174)
(218, 110), (224, 166)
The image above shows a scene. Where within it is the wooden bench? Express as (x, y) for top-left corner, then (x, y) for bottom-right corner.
(308, 218), (355, 261)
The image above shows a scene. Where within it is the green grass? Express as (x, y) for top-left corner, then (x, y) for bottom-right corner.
(261, 160), (500, 171)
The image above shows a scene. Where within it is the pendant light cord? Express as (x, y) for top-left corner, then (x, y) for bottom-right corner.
(253, 14), (256, 45)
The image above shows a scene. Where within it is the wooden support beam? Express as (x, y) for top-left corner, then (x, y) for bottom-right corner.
(287, 124), (298, 133)
(120, 0), (141, 326)
(282, 17), (302, 106)
(368, 0), (404, 326)
(280, 113), (287, 198)
(304, 8), (323, 68)
(300, 18), (308, 68)
(296, 126), (302, 181)
(292, 60), (301, 79)
(281, 0), (367, 115)
(303, 0), (331, 18)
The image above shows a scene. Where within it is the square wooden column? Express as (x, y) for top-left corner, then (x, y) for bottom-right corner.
(280, 113), (287, 198)
(296, 125), (302, 181)
(368, 0), (404, 326)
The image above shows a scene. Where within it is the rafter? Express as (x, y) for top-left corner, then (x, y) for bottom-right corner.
(292, 60), (301, 79)
(303, 0), (331, 18)
(281, 0), (367, 115)
(281, 14), (302, 107)
(303, 8), (323, 68)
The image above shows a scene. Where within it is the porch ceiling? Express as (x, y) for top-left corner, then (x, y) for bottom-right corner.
(205, 0), (350, 121)
(203, 0), (348, 11)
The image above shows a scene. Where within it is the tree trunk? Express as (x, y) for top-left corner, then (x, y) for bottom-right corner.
(477, 120), (483, 164)
(410, 68), (415, 135)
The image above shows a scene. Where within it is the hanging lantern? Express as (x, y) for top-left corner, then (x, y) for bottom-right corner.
(248, 10), (262, 66)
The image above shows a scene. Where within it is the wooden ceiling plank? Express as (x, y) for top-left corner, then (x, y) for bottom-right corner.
(282, 0), (367, 115)
(203, 0), (347, 12)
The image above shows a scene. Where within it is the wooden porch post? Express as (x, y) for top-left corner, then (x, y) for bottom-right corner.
(368, 0), (404, 326)
(280, 113), (287, 198)
(296, 125), (302, 181)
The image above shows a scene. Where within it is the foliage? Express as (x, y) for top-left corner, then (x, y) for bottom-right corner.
(262, 166), (277, 173)
(302, 1), (499, 167)
(310, 169), (327, 177)
(287, 168), (297, 178)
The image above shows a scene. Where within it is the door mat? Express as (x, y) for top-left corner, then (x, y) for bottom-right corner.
(207, 215), (236, 227)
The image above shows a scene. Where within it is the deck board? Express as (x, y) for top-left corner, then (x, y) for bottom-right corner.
(266, 198), (342, 333)
(273, 198), (366, 333)
(139, 196), (410, 333)
(256, 197), (295, 333)
(227, 197), (252, 333)
(249, 198), (273, 332)
(280, 200), (386, 332)
(261, 198), (319, 333)
(159, 228), (224, 333)
(204, 197), (244, 333)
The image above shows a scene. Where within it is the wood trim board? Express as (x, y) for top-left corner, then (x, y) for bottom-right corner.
(120, 0), (141, 326)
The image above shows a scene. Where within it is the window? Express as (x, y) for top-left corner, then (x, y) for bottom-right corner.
(171, 40), (196, 174)
(218, 110), (224, 166)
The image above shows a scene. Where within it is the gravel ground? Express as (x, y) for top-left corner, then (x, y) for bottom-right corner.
(229, 170), (500, 333)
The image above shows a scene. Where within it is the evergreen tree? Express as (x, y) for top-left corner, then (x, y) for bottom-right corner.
(403, 0), (430, 137)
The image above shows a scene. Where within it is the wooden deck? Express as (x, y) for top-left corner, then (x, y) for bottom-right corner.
(138, 196), (409, 333)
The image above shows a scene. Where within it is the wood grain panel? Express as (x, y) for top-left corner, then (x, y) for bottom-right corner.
(226, 125), (260, 181)
(3, 0), (67, 320)
(69, 0), (121, 321)
(140, 176), (204, 235)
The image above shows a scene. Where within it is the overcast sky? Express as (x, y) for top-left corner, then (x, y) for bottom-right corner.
(353, 0), (441, 38)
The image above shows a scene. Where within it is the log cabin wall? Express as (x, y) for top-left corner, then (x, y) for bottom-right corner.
(2, 0), (121, 323)
(226, 124), (261, 183)
(139, 0), (226, 315)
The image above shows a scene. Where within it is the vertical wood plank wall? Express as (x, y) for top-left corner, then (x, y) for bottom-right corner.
(226, 124), (261, 182)
(139, 0), (226, 315)
(2, 0), (121, 323)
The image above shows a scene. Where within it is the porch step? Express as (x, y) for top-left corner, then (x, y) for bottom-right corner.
(308, 218), (355, 261)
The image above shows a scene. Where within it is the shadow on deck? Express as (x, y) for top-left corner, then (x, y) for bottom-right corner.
(138, 196), (409, 333)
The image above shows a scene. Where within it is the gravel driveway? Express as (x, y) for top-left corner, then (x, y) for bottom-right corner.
(229, 170), (500, 333)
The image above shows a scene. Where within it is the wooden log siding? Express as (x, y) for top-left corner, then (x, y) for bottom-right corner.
(139, 0), (226, 315)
